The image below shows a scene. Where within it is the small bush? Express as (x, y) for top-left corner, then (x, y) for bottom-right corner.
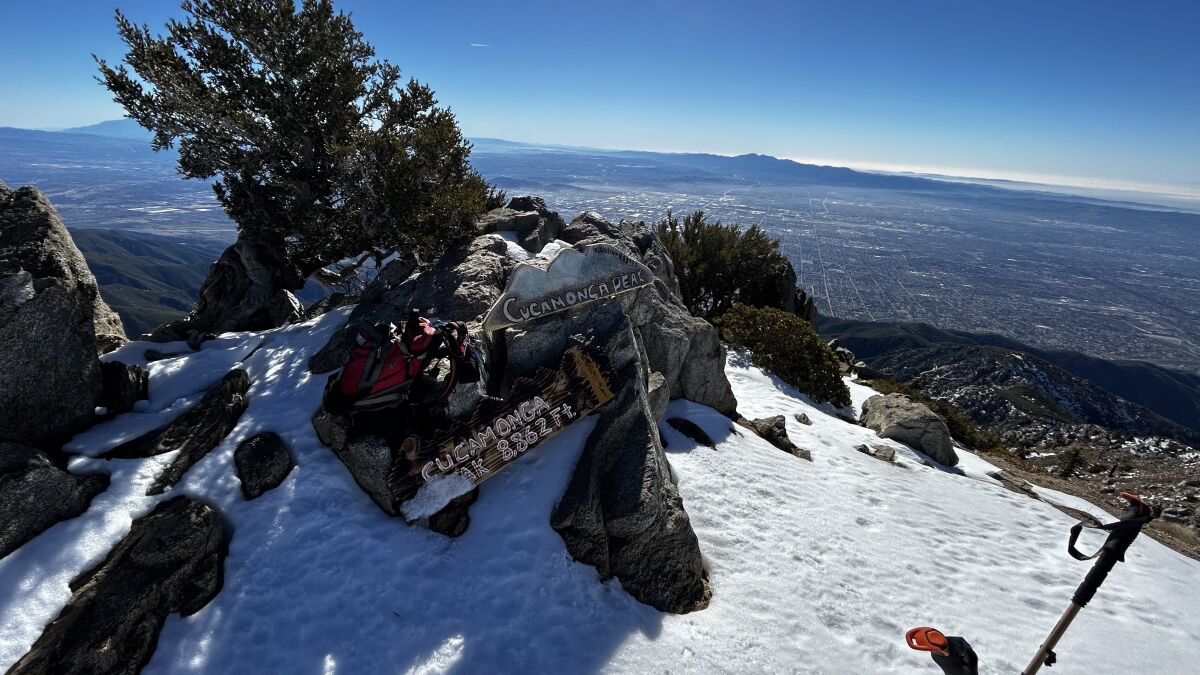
(868, 377), (1006, 453)
(657, 210), (794, 319)
(716, 304), (850, 407)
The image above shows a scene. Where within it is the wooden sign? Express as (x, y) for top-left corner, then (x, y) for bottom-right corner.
(482, 243), (655, 331)
(388, 345), (616, 518)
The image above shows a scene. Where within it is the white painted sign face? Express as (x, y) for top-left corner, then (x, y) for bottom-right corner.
(483, 243), (655, 331)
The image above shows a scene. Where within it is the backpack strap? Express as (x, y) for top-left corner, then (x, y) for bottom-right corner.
(430, 321), (472, 401)
(354, 322), (395, 398)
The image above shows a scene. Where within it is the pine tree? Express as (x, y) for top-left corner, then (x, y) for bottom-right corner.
(97, 0), (500, 275)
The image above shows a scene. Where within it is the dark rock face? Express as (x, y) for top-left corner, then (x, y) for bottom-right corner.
(667, 418), (716, 449)
(428, 488), (480, 538)
(104, 369), (251, 495)
(233, 432), (293, 500)
(556, 210), (623, 246)
(0, 442), (109, 559)
(743, 415), (812, 461)
(97, 361), (149, 415)
(852, 360), (887, 381)
(312, 410), (400, 515)
(794, 287), (818, 324)
(860, 394), (958, 466)
(551, 310), (710, 613)
(1, 184), (126, 447)
(7, 496), (226, 675)
(144, 239), (304, 342)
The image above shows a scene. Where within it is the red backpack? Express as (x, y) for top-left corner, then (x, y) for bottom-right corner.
(325, 311), (475, 414)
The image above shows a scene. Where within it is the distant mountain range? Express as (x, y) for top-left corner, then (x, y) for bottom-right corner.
(62, 118), (154, 141)
(47, 121), (1197, 212)
(821, 317), (1200, 438)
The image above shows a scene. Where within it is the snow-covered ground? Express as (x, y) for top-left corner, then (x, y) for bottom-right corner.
(2, 315), (1198, 674)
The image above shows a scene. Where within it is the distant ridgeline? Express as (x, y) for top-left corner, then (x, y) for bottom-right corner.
(821, 316), (1200, 438)
(69, 229), (323, 337)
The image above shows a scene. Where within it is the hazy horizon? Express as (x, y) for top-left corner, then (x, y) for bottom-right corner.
(1, 0), (1197, 194)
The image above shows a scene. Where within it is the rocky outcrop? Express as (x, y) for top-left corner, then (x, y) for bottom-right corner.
(476, 195), (565, 253)
(104, 369), (250, 495)
(503, 212), (736, 416)
(1, 183), (127, 447)
(233, 432), (293, 499)
(860, 393), (958, 466)
(0, 442), (109, 559)
(97, 361), (149, 415)
(144, 239), (304, 342)
(312, 411), (401, 513)
(428, 488), (480, 538)
(551, 307), (709, 613)
(309, 206), (736, 417)
(307, 199), (725, 611)
(307, 239), (495, 373)
(794, 286), (818, 324)
(312, 411), (482, 533)
(7, 496), (225, 675)
(855, 443), (897, 464)
(742, 415), (812, 461)
(852, 360), (887, 381)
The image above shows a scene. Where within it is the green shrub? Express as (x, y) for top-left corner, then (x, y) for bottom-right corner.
(656, 210), (794, 319)
(716, 304), (850, 407)
(868, 377), (1006, 453)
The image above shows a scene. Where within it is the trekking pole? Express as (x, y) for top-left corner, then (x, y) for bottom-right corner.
(1022, 492), (1159, 674)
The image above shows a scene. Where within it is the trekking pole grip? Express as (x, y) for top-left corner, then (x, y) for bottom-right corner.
(1023, 492), (1158, 674)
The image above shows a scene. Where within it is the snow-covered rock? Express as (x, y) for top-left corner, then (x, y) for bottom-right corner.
(7, 496), (225, 675)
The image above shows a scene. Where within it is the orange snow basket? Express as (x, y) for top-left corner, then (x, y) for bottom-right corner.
(906, 626), (950, 656)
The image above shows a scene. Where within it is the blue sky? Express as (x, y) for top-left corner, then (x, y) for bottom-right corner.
(1, 0), (1197, 191)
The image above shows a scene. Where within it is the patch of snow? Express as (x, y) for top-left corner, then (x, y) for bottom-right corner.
(400, 473), (475, 521)
(536, 239), (572, 260)
(3, 312), (1198, 674)
(488, 231), (530, 260)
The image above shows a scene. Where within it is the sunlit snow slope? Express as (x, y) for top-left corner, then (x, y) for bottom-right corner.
(1, 314), (1197, 674)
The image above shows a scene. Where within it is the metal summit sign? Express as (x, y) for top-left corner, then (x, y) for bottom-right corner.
(482, 243), (655, 331)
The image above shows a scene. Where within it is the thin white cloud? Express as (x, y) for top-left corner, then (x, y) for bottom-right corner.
(469, 43), (490, 48)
